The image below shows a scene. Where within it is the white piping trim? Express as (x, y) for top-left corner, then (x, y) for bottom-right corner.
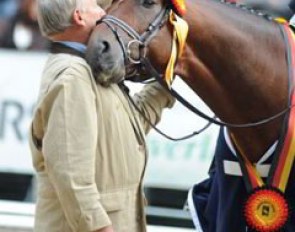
(224, 127), (236, 156)
(187, 188), (204, 232)
(223, 128), (278, 164)
(290, 15), (295, 27)
(223, 160), (271, 177)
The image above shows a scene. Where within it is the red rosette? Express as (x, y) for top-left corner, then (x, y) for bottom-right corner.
(244, 187), (289, 232)
(170, 0), (186, 16)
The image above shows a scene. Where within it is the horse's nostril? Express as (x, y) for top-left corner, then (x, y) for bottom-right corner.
(95, 40), (110, 55)
(102, 41), (110, 53)
(97, 41), (110, 54)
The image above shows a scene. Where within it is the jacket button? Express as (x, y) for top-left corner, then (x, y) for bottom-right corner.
(138, 145), (144, 152)
(137, 215), (141, 221)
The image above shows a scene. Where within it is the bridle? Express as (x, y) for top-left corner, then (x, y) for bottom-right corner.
(96, 6), (170, 81)
(94, 3), (293, 130)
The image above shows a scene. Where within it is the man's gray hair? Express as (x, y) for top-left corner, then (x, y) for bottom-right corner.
(37, 0), (84, 36)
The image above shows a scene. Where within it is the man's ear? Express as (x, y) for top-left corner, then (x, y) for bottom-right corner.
(72, 9), (86, 26)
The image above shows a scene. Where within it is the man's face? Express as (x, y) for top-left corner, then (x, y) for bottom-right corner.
(81, 0), (106, 31)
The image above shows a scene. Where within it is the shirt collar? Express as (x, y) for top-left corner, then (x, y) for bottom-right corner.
(56, 41), (87, 54)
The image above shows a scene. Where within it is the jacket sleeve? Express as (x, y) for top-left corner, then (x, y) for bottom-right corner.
(132, 82), (175, 134)
(42, 73), (111, 231)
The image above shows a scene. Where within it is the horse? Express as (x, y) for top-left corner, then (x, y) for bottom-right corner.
(86, 0), (291, 163)
(85, 0), (295, 230)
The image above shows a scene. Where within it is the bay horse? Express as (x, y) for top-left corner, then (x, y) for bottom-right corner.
(86, 0), (295, 230)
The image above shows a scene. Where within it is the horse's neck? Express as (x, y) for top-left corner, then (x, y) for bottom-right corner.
(175, 0), (289, 162)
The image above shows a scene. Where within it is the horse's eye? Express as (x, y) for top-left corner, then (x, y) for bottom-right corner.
(142, 0), (156, 8)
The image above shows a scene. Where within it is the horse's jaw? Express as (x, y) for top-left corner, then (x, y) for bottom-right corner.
(86, 50), (126, 86)
(95, 67), (126, 87)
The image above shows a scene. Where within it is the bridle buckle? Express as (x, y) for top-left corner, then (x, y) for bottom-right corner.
(127, 39), (146, 64)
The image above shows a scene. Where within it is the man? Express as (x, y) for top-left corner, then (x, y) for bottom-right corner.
(29, 0), (175, 232)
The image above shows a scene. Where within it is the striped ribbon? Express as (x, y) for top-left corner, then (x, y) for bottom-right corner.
(272, 26), (295, 192)
(165, 11), (188, 87)
(231, 25), (295, 193)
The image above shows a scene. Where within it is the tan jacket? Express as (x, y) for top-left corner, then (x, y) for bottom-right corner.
(29, 53), (175, 232)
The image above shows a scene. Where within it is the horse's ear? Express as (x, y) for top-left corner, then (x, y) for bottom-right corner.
(169, 0), (186, 16)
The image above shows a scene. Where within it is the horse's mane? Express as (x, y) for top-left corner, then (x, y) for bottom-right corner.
(221, 0), (281, 22)
(194, 0), (283, 39)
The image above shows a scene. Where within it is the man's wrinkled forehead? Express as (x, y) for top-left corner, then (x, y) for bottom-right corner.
(97, 0), (113, 9)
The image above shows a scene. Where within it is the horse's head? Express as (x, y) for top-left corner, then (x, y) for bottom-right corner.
(86, 0), (187, 86)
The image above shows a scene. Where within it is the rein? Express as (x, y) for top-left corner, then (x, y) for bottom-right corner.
(119, 82), (214, 141)
(141, 57), (292, 128)
(96, 6), (215, 141)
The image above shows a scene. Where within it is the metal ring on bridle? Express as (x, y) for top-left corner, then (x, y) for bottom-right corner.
(127, 39), (146, 64)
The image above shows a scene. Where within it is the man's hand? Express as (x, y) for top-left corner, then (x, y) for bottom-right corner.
(94, 226), (114, 232)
